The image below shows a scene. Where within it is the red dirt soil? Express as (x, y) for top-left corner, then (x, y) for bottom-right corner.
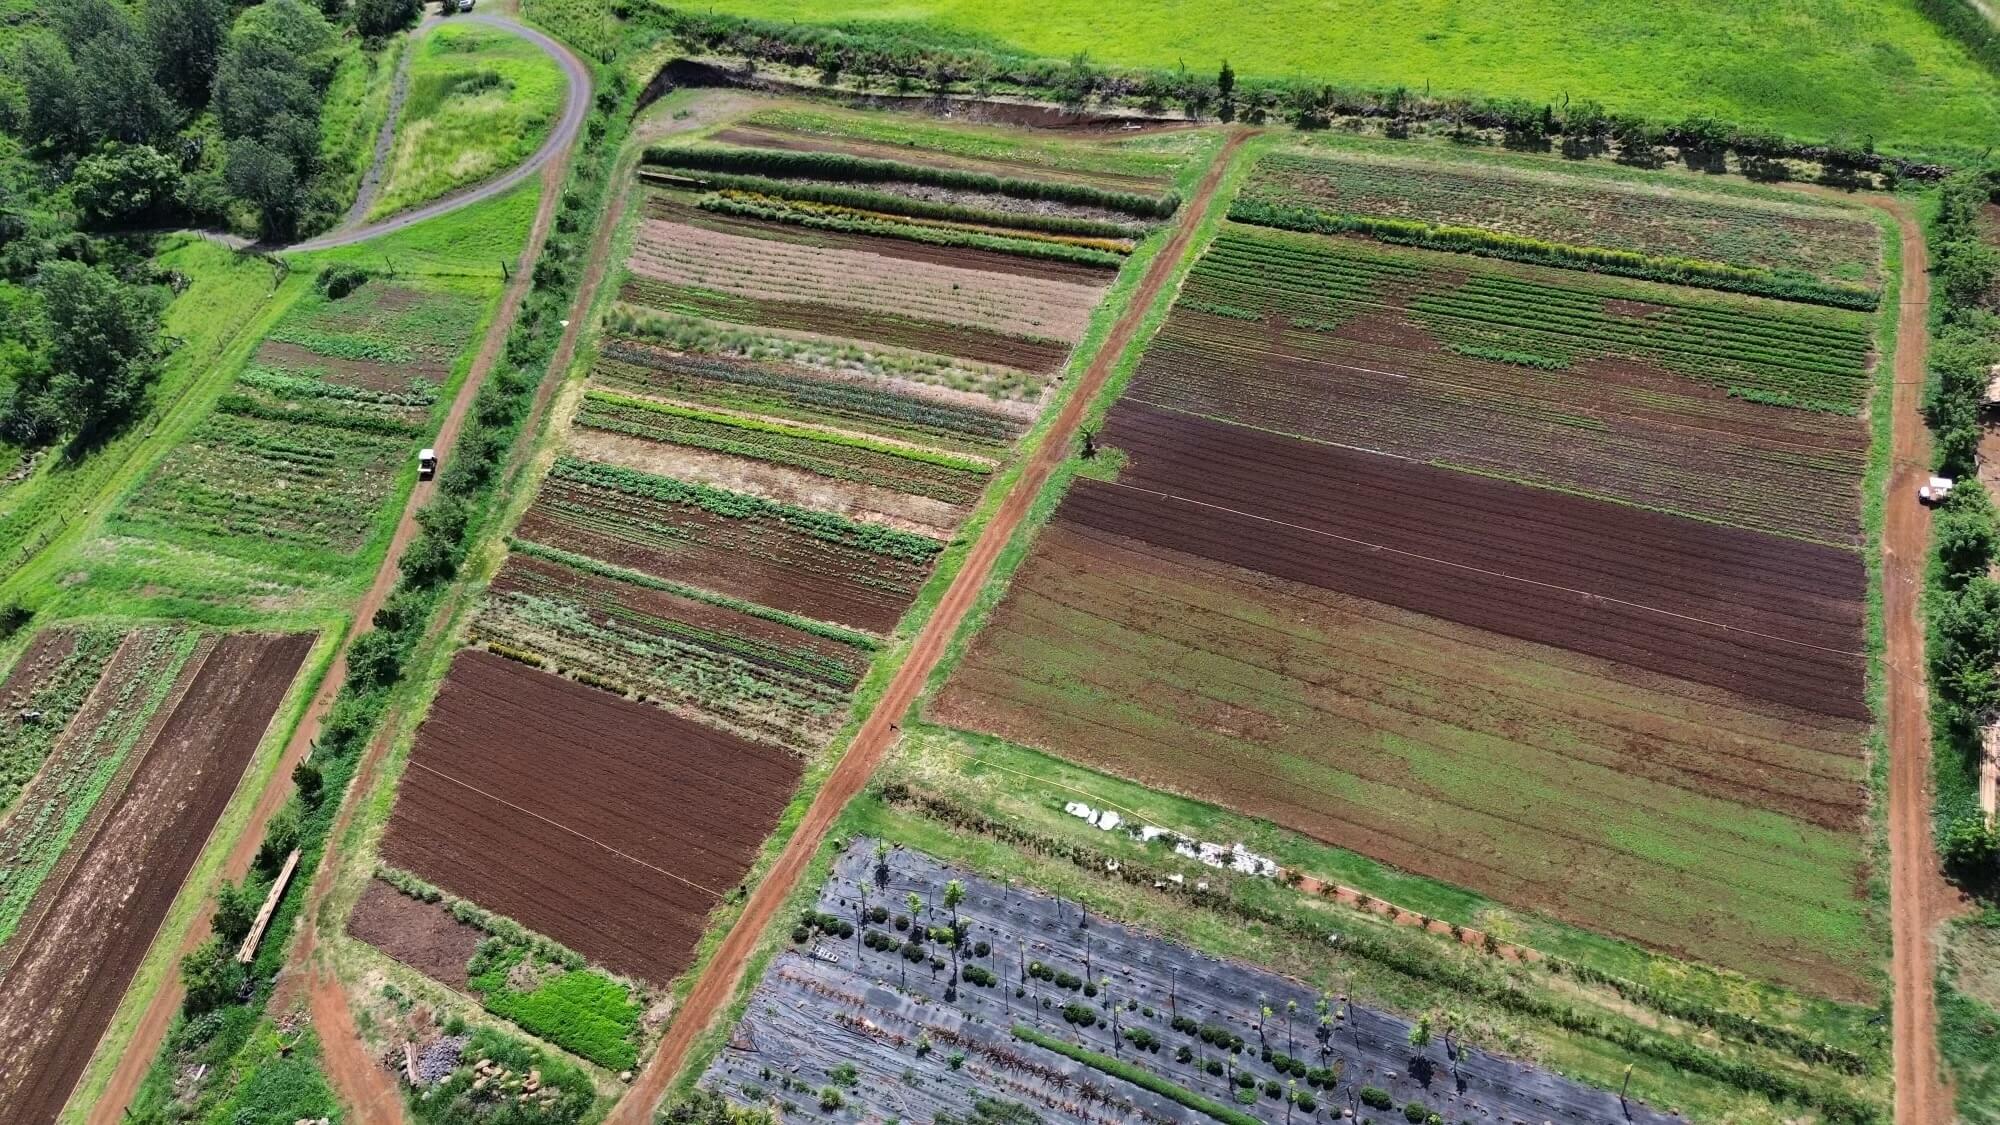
(1856, 193), (1960, 1125)
(518, 474), (933, 633)
(1132, 304), (1871, 545)
(0, 632), (311, 1125)
(620, 280), (1076, 374)
(346, 878), (485, 990)
(602, 128), (1257, 1125)
(933, 519), (1872, 994)
(378, 650), (801, 985)
(1079, 398), (1868, 719)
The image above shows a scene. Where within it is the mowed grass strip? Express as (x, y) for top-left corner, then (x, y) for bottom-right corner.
(933, 520), (1874, 997)
(369, 21), (567, 220)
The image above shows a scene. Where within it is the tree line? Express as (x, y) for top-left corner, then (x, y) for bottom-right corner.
(1922, 170), (2000, 895)
(657, 9), (1951, 182)
(0, 0), (421, 449)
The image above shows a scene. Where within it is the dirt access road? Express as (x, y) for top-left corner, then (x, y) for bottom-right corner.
(602, 128), (1254, 1125)
(1866, 195), (1961, 1125)
(80, 50), (590, 1125)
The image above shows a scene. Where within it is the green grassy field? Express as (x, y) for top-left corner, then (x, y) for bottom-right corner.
(369, 22), (567, 221)
(678, 0), (2000, 157)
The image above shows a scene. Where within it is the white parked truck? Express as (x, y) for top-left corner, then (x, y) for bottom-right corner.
(418, 448), (438, 481)
(1920, 475), (1955, 504)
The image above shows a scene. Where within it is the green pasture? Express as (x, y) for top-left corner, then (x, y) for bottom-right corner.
(369, 22), (568, 221)
(678, 0), (2000, 158)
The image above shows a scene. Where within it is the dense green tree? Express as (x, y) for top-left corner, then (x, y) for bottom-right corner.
(211, 879), (260, 947)
(1935, 484), (2000, 587)
(4, 262), (166, 442)
(354, 0), (423, 38)
(214, 0), (337, 237)
(14, 34), (85, 151)
(70, 144), (184, 228)
(180, 937), (243, 1014)
(148, 0), (232, 110)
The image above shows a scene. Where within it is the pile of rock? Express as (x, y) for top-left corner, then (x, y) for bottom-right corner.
(412, 1035), (468, 1086)
(467, 1057), (562, 1107)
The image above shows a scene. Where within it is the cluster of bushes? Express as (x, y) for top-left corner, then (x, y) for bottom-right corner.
(1228, 198), (1878, 309)
(880, 784), (1881, 1123)
(1923, 170), (2000, 896)
(656, 8), (1951, 176)
(151, 48), (639, 1122)
(465, 939), (642, 1071)
(640, 145), (1178, 218)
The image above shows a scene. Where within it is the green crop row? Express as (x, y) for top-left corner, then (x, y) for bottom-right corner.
(213, 393), (427, 438)
(594, 345), (1016, 447)
(584, 392), (992, 475)
(1011, 1025), (1264, 1125)
(551, 457), (944, 563)
(1228, 198), (1879, 309)
(507, 540), (879, 651)
(577, 395), (987, 505)
(694, 192), (1128, 268)
(640, 145), (1179, 219)
(237, 366), (438, 409)
(643, 170), (1141, 238)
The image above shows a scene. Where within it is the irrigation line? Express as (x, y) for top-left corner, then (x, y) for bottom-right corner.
(406, 759), (726, 899)
(1095, 480), (1868, 659)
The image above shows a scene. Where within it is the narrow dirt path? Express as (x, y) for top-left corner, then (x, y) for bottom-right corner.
(601, 128), (1253, 1125)
(292, 13), (591, 251)
(79, 59), (591, 1125)
(1869, 195), (1960, 1125)
(342, 16), (433, 228)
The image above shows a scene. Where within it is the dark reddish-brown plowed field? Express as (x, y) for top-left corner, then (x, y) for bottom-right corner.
(934, 522), (1874, 994)
(516, 474), (932, 633)
(347, 878), (484, 989)
(0, 632), (311, 1125)
(1129, 305), (1869, 544)
(644, 193), (1118, 285)
(378, 651), (802, 985)
(1086, 400), (1867, 719)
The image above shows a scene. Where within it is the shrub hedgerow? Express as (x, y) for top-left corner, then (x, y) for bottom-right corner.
(641, 144), (1179, 218)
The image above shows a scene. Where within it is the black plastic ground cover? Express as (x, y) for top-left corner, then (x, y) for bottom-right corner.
(701, 840), (1682, 1125)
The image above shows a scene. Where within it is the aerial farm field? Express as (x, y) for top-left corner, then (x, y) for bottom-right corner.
(0, 629), (312, 1124)
(705, 843), (1680, 1125)
(935, 146), (1886, 1003)
(340, 98), (1214, 1093)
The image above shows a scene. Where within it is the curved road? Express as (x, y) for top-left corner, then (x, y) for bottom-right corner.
(290, 11), (592, 252)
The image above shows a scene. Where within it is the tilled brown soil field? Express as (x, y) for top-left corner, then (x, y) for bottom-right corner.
(347, 877), (484, 990)
(0, 632), (310, 1125)
(378, 651), (801, 984)
(934, 521), (1874, 994)
(1084, 399), (1867, 719)
(1131, 306), (1870, 544)
(517, 469), (935, 633)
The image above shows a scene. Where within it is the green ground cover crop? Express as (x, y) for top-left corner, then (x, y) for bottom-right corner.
(679, 0), (2000, 158)
(369, 22), (567, 220)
